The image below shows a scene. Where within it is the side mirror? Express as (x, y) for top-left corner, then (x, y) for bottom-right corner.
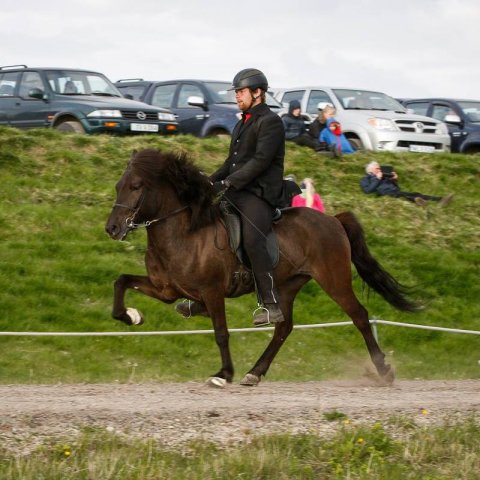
(187, 95), (207, 109)
(28, 88), (46, 100)
(444, 114), (461, 124)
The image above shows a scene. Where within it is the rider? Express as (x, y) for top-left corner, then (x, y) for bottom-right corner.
(176, 68), (286, 326)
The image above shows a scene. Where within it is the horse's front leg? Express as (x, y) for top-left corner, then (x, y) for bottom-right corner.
(203, 293), (234, 384)
(112, 274), (178, 325)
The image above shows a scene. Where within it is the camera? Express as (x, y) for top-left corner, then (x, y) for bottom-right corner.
(381, 165), (394, 178)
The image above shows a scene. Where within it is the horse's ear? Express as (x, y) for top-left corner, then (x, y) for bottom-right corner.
(127, 149), (138, 165)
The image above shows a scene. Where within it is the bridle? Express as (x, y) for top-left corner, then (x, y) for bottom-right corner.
(114, 191), (189, 230)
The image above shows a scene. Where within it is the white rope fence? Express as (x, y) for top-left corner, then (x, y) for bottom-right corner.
(0, 319), (478, 338)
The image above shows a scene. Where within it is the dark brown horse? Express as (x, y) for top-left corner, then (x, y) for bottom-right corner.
(106, 148), (418, 386)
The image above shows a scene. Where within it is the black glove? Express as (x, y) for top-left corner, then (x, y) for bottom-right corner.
(212, 180), (230, 195)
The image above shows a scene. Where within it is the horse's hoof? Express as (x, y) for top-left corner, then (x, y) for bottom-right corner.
(206, 377), (227, 388)
(380, 366), (395, 385)
(239, 373), (260, 386)
(126, 308), (144, 326)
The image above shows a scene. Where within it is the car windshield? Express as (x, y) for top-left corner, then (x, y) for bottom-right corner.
(46, 70), (122, 96)
(333, 89), (406, 112)
(458, 101), (480, 122)
(204, 81), (283, 108)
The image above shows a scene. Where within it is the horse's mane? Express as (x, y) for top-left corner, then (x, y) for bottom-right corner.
(131, 148), (220, 231)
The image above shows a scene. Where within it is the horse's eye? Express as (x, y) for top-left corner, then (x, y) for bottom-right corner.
(130, 182), (142, 191)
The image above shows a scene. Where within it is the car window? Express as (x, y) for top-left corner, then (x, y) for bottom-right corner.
(281, 90), (305, 107)
(204, 82), (236, 103)
(334, 89), (405, 111)
(431, 104), (453, 121)
(458, 101), (480, 122)
(306, 90), (332, 115)
(0, 72), (18, 96)
(118, 85), (145, 101)
(46, 70), (120, 96)
(405, 102), (430, 116)
(18, 71), (44, 98)
(177, 84), (203, 108)
(151, 84), (176, 108)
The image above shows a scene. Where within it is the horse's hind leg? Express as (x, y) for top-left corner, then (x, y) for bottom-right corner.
(314, 272), (394, 383)
(112, 274), (178, 325)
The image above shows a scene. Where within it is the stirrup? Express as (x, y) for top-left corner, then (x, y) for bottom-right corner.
(252, 305), (271, 327)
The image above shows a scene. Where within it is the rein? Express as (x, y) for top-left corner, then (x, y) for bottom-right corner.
(114, 194), (189, 230)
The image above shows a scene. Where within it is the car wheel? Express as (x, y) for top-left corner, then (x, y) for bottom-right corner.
(207, 128), (230, 138)
(55, 121), (86, 134)
(347, 137), (364, 151)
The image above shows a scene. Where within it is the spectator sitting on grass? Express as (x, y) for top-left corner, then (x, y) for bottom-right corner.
(282, 100), (325, 152)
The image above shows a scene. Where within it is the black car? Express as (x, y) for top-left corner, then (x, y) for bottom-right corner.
(115, 78), (286, 137)
(400, 98), (480, 153)
(0, 65), (178, 135)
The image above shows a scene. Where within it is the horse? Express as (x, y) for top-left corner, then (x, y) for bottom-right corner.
(105, 148), (419, 386)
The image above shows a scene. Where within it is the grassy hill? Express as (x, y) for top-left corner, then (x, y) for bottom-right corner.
(0, 126), (479, 384)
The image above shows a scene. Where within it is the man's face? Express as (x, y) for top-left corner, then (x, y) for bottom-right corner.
(235, 87), (260, 111)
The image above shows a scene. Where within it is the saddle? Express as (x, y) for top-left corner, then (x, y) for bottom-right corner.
(219, 200), (280, 269)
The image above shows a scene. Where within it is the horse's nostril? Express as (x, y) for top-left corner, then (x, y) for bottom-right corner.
(106, 224), (117, 236)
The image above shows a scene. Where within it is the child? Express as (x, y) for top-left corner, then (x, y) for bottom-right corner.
(291, 178), (325, 213)
(319, 115), (355, 156)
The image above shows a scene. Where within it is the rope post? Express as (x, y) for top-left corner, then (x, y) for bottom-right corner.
(370, 317), (379, 343)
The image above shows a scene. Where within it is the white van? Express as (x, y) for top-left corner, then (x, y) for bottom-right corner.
(272, 86), (451, 152)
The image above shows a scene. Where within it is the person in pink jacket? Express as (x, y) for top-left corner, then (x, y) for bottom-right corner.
(291, 177), (325, 213)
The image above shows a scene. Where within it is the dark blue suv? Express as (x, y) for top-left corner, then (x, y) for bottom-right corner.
(115, 79), (285, 137)
(400, 98), (480, 154)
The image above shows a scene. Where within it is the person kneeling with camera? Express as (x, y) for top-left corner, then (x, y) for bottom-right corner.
(360, 161), (453, 206)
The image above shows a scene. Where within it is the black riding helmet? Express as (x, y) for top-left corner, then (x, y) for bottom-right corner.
(229, 68), (268, 91)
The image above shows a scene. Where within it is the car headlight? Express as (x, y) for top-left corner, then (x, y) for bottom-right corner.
(367, 117), (397, 131)
(87, 110), (122, 118)
(158, 112), (176, 121)
(436, 122), (448, 134)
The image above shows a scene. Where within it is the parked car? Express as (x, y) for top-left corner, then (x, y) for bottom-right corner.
(271, 86), (451, 152)
(115, 78), (286, 137)
(398, 98), (480, 154)
(0, 65), (178, 135)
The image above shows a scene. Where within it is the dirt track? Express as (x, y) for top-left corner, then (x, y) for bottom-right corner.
(1, 380), (479, 454)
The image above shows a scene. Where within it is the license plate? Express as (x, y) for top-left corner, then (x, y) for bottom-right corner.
(409, 145), (435, 153)
(130, 123), (159, 132)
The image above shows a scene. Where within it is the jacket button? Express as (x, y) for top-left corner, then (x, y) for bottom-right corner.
(232, 163), (236, 167)
(234, 152), (237, 155)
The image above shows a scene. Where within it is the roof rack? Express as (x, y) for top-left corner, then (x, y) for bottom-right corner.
(0, 65), (28, 70)
(116, 78), (144, 83)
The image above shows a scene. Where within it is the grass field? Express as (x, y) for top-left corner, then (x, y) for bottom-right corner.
(0, 126), (479, 384)
(1, 417), (479, 479)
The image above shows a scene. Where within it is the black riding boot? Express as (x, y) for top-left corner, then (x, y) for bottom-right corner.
(252, 272), (284, 327)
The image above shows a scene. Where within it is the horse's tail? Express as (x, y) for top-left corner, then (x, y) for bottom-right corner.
(335, 211), (421, 312)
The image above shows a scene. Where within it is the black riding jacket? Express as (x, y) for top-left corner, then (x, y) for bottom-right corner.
(210, 102), (285, 208)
